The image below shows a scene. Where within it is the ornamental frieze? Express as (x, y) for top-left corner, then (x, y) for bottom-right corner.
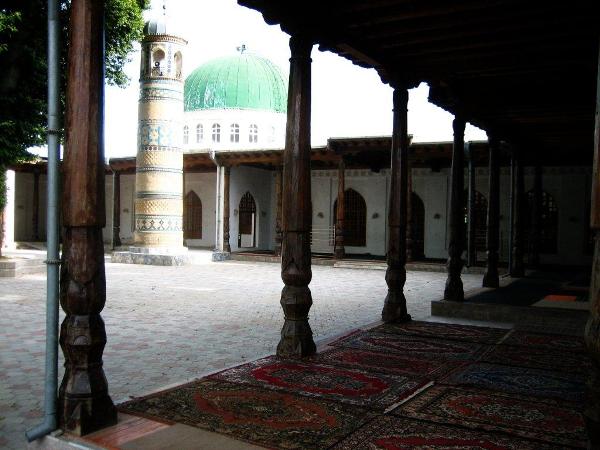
(135, 214), (183, 232)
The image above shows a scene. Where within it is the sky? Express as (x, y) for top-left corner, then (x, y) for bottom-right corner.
(101, 0), (487, 159)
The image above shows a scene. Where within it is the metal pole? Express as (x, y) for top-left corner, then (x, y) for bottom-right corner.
(27, 0), (60, 441)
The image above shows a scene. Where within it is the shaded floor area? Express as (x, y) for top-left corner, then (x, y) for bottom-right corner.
(0, 252), (483, 449)
(83, 319), (590, 449)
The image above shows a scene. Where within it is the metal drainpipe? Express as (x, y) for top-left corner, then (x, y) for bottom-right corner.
(26, 0), (61, 441)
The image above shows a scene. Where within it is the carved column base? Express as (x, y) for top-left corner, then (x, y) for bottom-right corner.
(585, 314), (600, 447)
(444, 257), (464, 301)
(277, 286), (316, 358)
(444, 277), (464, 301)
(382, 290), (411, 323)
(58, 315), (117, 435)
(482, 268), (500, 288)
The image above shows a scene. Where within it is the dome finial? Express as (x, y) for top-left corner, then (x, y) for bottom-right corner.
(162, 0), (167, 16)
(236, 44), (247, 54)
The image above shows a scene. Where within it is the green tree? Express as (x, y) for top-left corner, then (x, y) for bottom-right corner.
(0, 0), (149, 166)
(0, 0), (149, 253)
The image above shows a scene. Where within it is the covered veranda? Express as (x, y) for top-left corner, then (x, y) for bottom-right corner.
(27, 0), (599, 448)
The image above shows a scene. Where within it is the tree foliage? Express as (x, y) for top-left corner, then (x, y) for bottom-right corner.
(0, 0), (149, 167)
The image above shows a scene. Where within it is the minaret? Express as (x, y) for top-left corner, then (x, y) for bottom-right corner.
(131, 5), (188, 263)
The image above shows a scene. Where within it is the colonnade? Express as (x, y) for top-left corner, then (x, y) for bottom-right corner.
(55, 1), (600, 438)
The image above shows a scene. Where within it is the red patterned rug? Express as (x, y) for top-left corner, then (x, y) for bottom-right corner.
(481, 343), (592, 374)
(394, 385), (586, 448)
(208, 356), (427, 411)
(330, 331), (490, 361)
(312, 347), (462, 380)
(440, 362), (586, 403)
(374, 320), (510, 344)
(332, 416), (567, 449)
(501, 330), (586, 352)
(119, 379), (375, 449)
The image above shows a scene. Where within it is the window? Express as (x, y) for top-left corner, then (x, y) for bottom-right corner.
(268, 126), (275, 143)
(249, 124), (258, 143)
(463, 190), (488, 254)
(183, 125), (189, 145)
(238, 191), (257, 248)
(524, 190), (558, 254)
(212, 123), (220, 143)
(151, 48), (165, 76)
(230, 123), (240, 143)
(196, 124), (203, 143)
(184, 191), (202, 239)
(174, 51), (182, 79)
(333, 188), (367, 247)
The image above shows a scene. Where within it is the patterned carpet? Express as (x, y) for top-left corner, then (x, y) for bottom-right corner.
(330, 330), (490, 361)
(332, 416), (568, 449)
(394, 385), (586, 447)
(501, 330), (586, 352)
(120, 379), (375, 449)
(374, 320), (510, 344)
(311, 347), (462, 380)
(208, 356), (428, 410)
(119, 321), (589, 449)
(480, 342), (592, 373)
(440, 362), (586, 402)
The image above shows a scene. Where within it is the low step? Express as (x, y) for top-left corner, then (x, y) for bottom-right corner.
(0, 257), (46, 277)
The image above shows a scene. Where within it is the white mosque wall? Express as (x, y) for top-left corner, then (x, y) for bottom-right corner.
(184, 171), (217, 248)
(414, 169), (448, 259)
(183, 109), (286, 152)
(14, 172), (47, 241)
(229, 166), (274, 252)
(10, 162), (593, 268)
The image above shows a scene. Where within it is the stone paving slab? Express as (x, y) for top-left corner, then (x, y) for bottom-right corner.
(0, 251), (482, 449)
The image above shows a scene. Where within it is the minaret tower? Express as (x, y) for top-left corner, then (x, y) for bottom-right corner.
(131, 4), (187, 263)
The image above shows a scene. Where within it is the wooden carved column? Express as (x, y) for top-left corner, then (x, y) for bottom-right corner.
(483, 134), (501, 288)
(112, 171), (121, 248)
(406, 155), (413, 262)
(510, 149), (525, 277)
(32, 169), (40, 241)
(274, 167), (283, 256)
(444, 117), (466, 301)
(223, 166), (231, 253)
(584, 40), (600, 447)
(529, 164), (543, 267)
(466, 142), (476, 267)
(335, 159), (345, 259)
(59, 0), (116, 434)
(382, 87), (411, 322)
(277, 35), (316, 358)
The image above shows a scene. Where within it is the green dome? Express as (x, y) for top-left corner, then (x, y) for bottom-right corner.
(184, 54), (287, 113)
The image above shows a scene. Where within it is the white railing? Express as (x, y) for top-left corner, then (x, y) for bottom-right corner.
(311, 226), (335, 254)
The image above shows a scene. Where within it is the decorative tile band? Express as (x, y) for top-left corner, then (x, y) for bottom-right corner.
(138, 145), (182, 153)
(136, 191), (182, 199)
(138, 120), (181, 147)
(136, 198), (183, 216)
(135, 214), (183, 232)
(136, 167), (183, 174)
(140, 87), (183, 103)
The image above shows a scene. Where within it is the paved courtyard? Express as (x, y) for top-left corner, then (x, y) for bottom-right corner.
(0, 251), (482, 449)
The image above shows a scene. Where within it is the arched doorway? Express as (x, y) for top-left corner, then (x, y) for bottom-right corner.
(411, 192), (425, 260)
(183, 191), (202, 240)
(464, 190), (488, 255)
(238, 191), (257, 248)
(333, 188), (367, 247)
